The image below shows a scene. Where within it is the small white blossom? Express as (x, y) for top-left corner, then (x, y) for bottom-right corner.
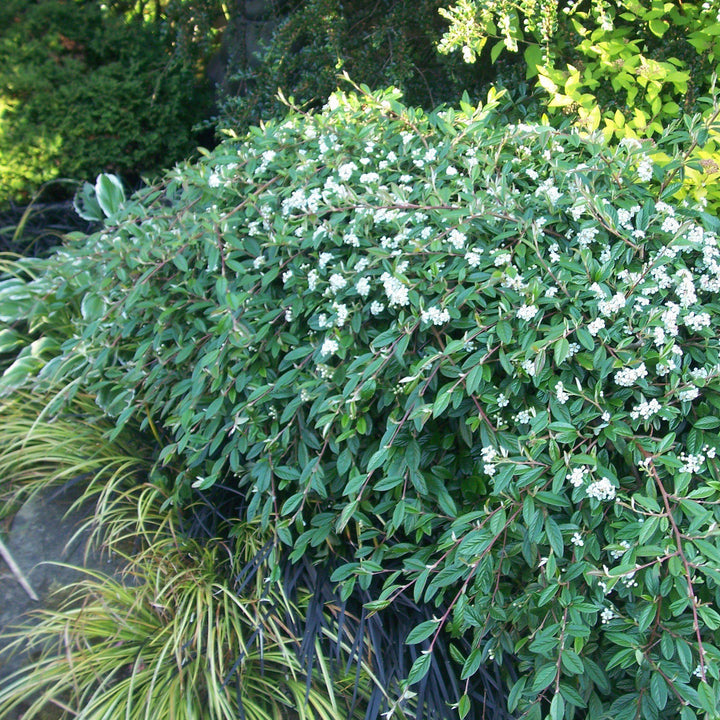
(370, 301), (384, 315)
(678, 386), (699, 402)
(587, 477), (617, 501)
(421, 307), (451, 325)
(614, 363), (648, 387)
(555, 381), (570, 404)
(465, 249), (483, 267)
(355, 277), (371, 297)
(321, 337), (339, 357)
(566, 467), (588, 488)
(637, 158), (653, 182)
(630, 398), (661, 421)
(328, 273), (347, 294)
(517, 304), (539, 321)
(571, 532), (584, 547)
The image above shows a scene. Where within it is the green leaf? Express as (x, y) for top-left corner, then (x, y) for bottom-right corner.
(405, 619), (440, 645)
(545, 516), (564, 557)
(648, 18), (669, 37)
(532, 663), (557, 692)
(406, 652), (433, 686)
(550, 693), (565, 720)
(458, 693), (471, 720)
(560, 650), (584, 676)
(95, 173), (125, 217)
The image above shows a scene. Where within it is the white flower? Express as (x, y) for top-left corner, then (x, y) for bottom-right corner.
(282, 270), (293, 284)
(571, 532), (584, 547)
(517, 304), (539, 321)
(637, 158), (653, 182)
(208, 171), (222, 188)
(586, 477), (617, 501)
(355, 277), (371, 297)
(319, 252), (333, 269)
(360, 172), (381, 184)
(577, 227), (600, 247)
(600, 607), (615, 624)
(307, 269), (319, 291)
(253, 255), (266, 269)
(588, 318), (605, 336)
(630, 398), (661, 421)
(421, 307), (451, 325)
(614, 363), (648, 387)
(320, 337), (339, 357)
(338, 162), (357, 181)
(370, 301), (385, 315)
(678, 386), (699, 402)
(566, 467), (587, 488)
(447, 229), (467, 250)
(555, 381), (570, 404)
(329, 273), (347, 294)
(497, 393), (509, 408)
(465, 249), (483, 267)
(333, 302), (348, 327)
(521, 359), (536, 377)
(679, 452), (704, 474)
(481, 446), (497, 462)
(598, 293), (626, 317)
(380, 272), (410, 307)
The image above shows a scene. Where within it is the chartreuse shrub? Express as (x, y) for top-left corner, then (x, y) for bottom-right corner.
(3, 84), (720, 719)
(437, 0), (720, 211)
(0, 0), (210, 206)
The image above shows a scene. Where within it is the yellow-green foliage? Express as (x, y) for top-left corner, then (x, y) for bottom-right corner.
(439, 0), (720, 210)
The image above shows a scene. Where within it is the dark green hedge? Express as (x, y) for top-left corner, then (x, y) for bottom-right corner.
(0, 0), (212, 206)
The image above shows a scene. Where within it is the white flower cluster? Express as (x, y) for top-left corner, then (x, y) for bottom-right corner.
(517, 304), (539, 321)
(609, 540), (631, 560)
(380, 272), (409, 307)
(321, 337), (339, 357)
(566, 466), (588, 488)
(629, 398), (661, 421)
(598, 292), (626, 317)
(555, 381), (569, 404)
(614, 363), (648, 387)
(586, 477), (617, 501)
(421, 307), (450, 325)
(679, 452), (705, 474)
(481, 446), (497, 476)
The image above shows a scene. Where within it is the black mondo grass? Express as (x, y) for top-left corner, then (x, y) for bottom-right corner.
(171, 481), (514, 719)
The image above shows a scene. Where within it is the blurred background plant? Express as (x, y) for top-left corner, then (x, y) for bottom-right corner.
(0, 0), (214, 209)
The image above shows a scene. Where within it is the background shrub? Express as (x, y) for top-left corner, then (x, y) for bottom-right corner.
(211, 0), (497, 136)
(0, 0), (213, 207)
(3, 85), (720, 719)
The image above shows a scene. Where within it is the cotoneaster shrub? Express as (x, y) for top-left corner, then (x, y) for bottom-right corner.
(3, 86), (720, 720)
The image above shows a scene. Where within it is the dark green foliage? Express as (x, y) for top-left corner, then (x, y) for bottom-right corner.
(0, 0), (212, 206)
(214, 0), (496, 134)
